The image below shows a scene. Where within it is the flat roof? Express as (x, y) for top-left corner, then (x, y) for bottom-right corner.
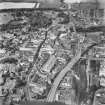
(0, 2), (40, 9)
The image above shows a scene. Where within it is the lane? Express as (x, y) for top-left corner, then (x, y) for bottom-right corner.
(47, 51), (82, 102)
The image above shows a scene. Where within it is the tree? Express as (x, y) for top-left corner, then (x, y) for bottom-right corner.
(46, 43), (99, 102)
(0, 5), (104, 105)
(0, 11), (50, 104)
(46, 2), (105, 103)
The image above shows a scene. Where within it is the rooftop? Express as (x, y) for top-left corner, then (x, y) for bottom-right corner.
(0, 2), (39, 9)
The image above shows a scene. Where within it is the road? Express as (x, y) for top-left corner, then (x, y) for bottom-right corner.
(47, 51), (81, 102)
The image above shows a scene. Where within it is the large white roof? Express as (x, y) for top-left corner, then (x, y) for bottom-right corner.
(0, 2), (40, 9)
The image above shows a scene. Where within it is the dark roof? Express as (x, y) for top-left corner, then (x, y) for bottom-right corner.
(0, 57), (18, 64)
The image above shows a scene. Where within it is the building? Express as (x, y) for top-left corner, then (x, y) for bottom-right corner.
(0, 0), (62, 9)
(71, 1), (105, 25)
(0, 2), (40, 9)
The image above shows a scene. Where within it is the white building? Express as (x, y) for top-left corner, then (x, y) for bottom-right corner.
(0, 2), (40, 9)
